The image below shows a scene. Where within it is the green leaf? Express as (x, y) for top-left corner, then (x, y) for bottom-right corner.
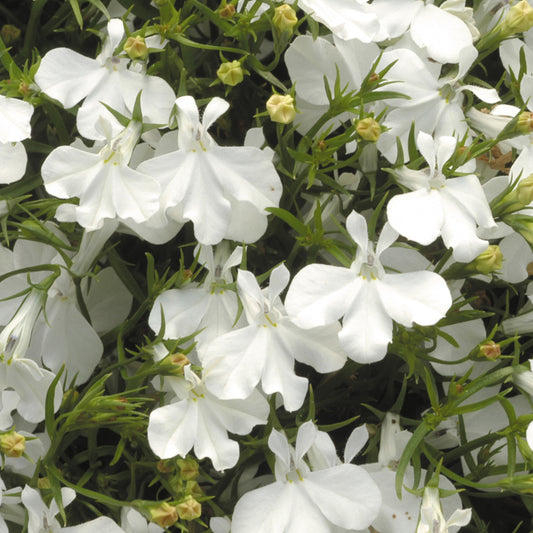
(266, 207), (308, 235)
(396, 420), (431, 498)
(67, 0), (84, 28)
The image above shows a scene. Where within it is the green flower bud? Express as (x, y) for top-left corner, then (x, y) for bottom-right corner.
(1, 25), (21, 45)
(177, 458), (199, 480)
(124, 36), (149, 60)
(273, 4), (298, 33)
(217, 60), (244, 86)
(266, 94), (296, 124)
(356, 117), (381, 141)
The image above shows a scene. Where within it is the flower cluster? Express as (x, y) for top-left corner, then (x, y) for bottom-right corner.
(1, 0), (533, 531)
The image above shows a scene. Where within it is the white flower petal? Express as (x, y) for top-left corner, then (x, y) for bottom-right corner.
(375, 271), (451, 327)
(0, 141), (27, 184)
(344, 425), (369, 463)
(148, 399), (198, 459)
(387, 188), (443, 245)
(35, 48), (104, 108)
(285, 264), (361, 329)
(303, 464), (381, 530)
(0, 96), (33, 143)
(411, 4), (474, 64)
(339, 281), (392, 363)
(276, 320), (346, 373)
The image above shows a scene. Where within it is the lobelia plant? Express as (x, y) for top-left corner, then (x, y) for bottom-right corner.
(1, 0), (533, 531)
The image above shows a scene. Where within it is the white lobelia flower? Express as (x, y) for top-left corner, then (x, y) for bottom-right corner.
(200, 264), (346, 411)
(0, 95), (34, 184)
(0, 288), (62, 424)
(416, 486), (471, 533)
(357, 413), (469, 533)
(285, 210), (452, 364)
(35, 18), (175, 141)
(368, 0), (478, 68)
(376, 48), (499, 163)
(387, 131), (496, 262)
(231, 421), (382, 533)
(21, 485), (124, 533)
(147, 365), (269, 471)
(42, 119), (161, 231)
(149, 242), (243, 346)
(136, 95), (282, 245)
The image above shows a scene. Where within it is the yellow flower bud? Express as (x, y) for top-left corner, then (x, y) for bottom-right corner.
(124, 36), (149, 60)
(514, 174), (533, 207)
(217, 60), (244, 87)
(266, 94), (296, 124)
(273, 5), (298, 33)
(0, 430), (25, 458)
(470, 245), (503, 274)
(1, 25), (21, 45)
(517, 111), (533, 134)
(501, 0), (533, 36)
(149, 502), (178, 528)
(356, 117), (381, 142)
(478, 341), (501, 360)
(176, 496), (202, 521)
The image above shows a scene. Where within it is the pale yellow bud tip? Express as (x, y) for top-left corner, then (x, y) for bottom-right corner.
(176, 496), (202, 521)
(471, 245), (503, 274)
(356, 117), (381, 142)
(149, 502), (178, 528)
(266, 94), (296, 124)
(0, 430), (25, 458)
(124, 36), (149, 60)
(217, 60), (244, 86)
(273, 4), (298, 32)
(501, 0), (533, 35)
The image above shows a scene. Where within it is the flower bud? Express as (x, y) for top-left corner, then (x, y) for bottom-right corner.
(501, 0), (533, 36)
(470, 245), (503, 274)
(219, 4), (236, 19)
(124, 36), (149, 60)
(273, 5), (298, 33)
(177, 458), (199, 480)
(149, 502), (178, 528)
(356, 117), (381, 142)
(517, 111), (533, 134)
(0, 430), (25, 458)
(37, 477), (51, 489)
(1, 25), (21, 45)
(478, 341), (501, 360)
(217, 60), (244, 86)
(176, 496), (202, 521)
(517, 175), (533, 205)
(185, 480), (203, 499)
(266, 94), (296, 124)
(157, 460), (175, 473)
